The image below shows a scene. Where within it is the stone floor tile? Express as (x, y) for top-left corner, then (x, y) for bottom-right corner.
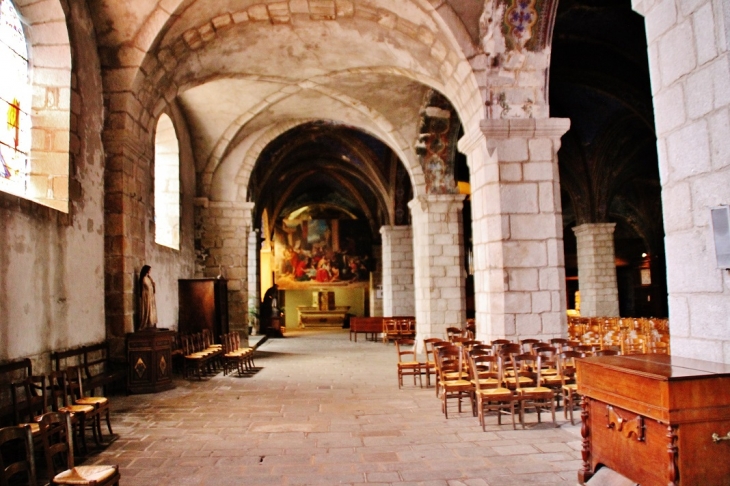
(76, 329), (582, 485)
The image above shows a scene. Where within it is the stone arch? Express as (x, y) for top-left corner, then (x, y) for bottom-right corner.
(197, 69), (436, 198)
(210, 119), (398, 227)
(101, 1), (486, 175)
(6, 0), (72, 212)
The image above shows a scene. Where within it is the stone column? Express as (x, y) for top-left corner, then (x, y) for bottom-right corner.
(459, 118), (570, 343)
(380, 226), (415, 317)
(632, 0), (730, 363)
(247, 229), (260, 337)
(408, 195), (466, 341)
(572, 223), (619, 317)
(370, 244), (383, 317)
(196, 200), (255, 334)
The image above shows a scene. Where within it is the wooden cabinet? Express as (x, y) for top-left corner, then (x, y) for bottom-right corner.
(576, 354), (730, 485)
(126, 329), (175, 394)
(178, 278), (229, 343)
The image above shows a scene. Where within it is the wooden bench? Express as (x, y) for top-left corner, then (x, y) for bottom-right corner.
(349, 317), (384, 342)
(0, 358), (33, 426)
(52, 342), (126, 395)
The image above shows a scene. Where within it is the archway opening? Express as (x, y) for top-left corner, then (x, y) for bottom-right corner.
(551, 0), (667, 318)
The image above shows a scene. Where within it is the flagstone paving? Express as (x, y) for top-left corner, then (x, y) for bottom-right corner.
(88, 329), (583, 485)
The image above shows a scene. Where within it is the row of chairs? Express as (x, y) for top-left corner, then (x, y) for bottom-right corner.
(382, 318), (416, 343)
(395, 336), (622, 429)
(220, 332), (256, 377)
(180, 331), (223, 379)
(0, 410), (119, 485)
(8, 367), (113, 456)
(568, 316), (670, 354)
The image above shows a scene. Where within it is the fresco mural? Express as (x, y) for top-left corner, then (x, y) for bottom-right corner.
(274, 218), (372, 290)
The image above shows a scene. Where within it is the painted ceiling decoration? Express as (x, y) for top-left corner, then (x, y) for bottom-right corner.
(416, 90), (461, 195)
(499, 0), (559, 52)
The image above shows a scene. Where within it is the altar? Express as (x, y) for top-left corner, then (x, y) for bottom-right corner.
(297, 305), (350, 327)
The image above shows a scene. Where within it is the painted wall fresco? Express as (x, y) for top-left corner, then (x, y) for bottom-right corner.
(273, 218), (372, 290)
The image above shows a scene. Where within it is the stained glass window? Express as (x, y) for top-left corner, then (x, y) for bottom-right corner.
(0, 0), (31, 196)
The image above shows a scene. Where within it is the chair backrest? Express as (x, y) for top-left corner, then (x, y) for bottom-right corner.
(423, 338), (445, 363)
(436, 345), (467, 380)
(395, 339), (417, 363)
(465, 321), (476, 339)
(10, 375), (46, 426)
(202, 329), (213, 347)
(550, 338), (570, 350)
(65, 366), (88, 400)
(469, 344), (492, 356)
(509, 353), (545, 390)
(0, 424), (37, 486)
(445, 327), (464, 342)
(490, 339), (513, 355)
(498, 343), (522, 357)
(467, 352), (499, 386)
(48, 370), (70, 411)
(520, 338), (540, 353)
(37, 411), (74, 481)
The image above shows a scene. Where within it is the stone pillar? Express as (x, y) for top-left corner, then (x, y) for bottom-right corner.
(572, 223), (620, 317)
(380, 226), (415, 317)
(370, 244), (383, 317)
(247, 229), (260, 336)
(408, 195), (466, 341)
(196, 200), (255, 334)
(632, 0), (730, 363)
(458, 118), (570, 343)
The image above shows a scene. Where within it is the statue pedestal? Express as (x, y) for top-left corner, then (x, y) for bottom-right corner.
(126, 329), (175, 394)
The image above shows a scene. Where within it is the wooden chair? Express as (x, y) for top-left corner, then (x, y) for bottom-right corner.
(467, 351), (501, 390)
(66, 366), (113, 444)
(622, 336), (646, 355)
(422, 338), (444, 388)
(221, 332), (254, 377)
(382, 319), (399, 344)
(595, 349), (620, 357)
(520, 338), (540, 354)
(465, 320), (476, 339)
(550, 338), (571, 352)
(395, 339), (422, 389)
(467, 353), (516, 430)
(181, 334), (216, 379)
(398, 318), (416, 340)
(9, 375), (47, 441)
(0, 424), (37, 486)
(559, 350), (584, 425)
(490, 339), (513, 355)
(445, 327), (464, 342)
(430, 340), (452, 396)
(38, 412), (120, 485)
(647, 341), (669, 354)
(507, 353), (556, 428)
(48, 370), (97, 454)
(535, 347), (562, 396)
(470, 343), (493, 355)
(435, 345), (474, 418)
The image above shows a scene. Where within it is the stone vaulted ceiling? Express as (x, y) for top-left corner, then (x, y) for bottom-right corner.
(89, 0), (483, 231)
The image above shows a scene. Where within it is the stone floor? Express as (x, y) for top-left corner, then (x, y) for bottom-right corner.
(87, 329), (584, 485)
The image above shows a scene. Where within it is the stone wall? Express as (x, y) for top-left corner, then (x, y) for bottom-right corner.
(0, 0), (105, 365)
(633, 0), (730, 363)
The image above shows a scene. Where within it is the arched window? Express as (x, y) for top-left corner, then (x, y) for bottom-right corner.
(0, 0), (31, 197)
(154, 114), (180, 250)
